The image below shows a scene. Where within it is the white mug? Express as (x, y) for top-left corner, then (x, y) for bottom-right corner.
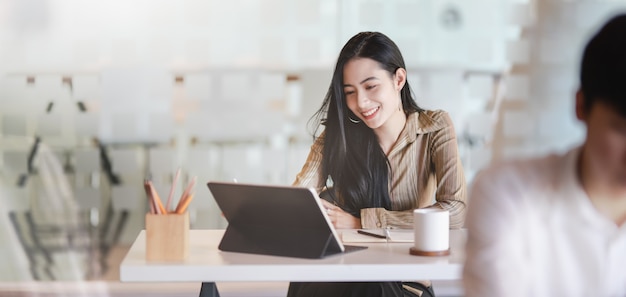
(411, 208), (449, 256)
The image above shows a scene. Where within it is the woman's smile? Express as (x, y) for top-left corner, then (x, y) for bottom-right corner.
(361, 106), (380, 120)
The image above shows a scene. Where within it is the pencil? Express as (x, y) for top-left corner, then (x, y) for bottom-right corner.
(175, 194), (194, 214)
(165, 168), (181, 212)
(148, 180), (166, 214)
(178, 176), (196, 206)
(143, 180), (155, 214)
(357, 229), (388, 239)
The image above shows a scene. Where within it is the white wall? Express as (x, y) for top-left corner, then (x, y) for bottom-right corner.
(0, 0), (509, 71)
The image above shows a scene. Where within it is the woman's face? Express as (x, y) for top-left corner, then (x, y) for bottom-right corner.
(342, 58), (406, 131)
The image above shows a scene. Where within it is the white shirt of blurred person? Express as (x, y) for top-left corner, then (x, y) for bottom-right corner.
(463, 14), (626, 297)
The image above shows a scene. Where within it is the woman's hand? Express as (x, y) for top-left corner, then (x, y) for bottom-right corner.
(321, 200), (362, 229)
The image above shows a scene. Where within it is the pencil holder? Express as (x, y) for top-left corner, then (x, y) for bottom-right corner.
(145, 212), (189, 262)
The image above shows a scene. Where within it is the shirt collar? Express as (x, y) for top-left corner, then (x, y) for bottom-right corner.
(403, 111), (448, 143)
(561, 146), (623, 231)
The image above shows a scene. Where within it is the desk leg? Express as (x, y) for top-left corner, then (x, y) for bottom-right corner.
(199, 282), (220, 297)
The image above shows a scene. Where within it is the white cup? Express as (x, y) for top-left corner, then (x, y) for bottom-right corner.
(411, 208), (449, 256)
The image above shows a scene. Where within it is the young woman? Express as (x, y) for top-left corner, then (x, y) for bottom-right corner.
(289, 32), (467, 297)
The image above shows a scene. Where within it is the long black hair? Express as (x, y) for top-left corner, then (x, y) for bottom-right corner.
(309, 32), (424, 217)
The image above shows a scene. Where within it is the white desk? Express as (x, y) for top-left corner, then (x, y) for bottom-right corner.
(120, 229), (466, 296)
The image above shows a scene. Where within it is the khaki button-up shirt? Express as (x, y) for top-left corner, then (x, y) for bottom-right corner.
(293, 110), (467, 229)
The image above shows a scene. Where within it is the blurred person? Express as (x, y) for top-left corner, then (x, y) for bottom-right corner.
(288, 31), (467, 297)
(463, 14), (626, 297)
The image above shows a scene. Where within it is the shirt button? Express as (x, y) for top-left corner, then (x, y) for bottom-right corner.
(376, 223), (381, 227)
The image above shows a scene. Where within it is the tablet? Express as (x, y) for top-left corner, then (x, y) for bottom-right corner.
(207, 181), (366, 259)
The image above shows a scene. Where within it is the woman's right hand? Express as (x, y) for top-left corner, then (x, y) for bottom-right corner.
(321, 199), (362, 229)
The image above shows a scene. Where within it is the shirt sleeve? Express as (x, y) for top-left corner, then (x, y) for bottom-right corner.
(428, 112), (467, 229)
(360, 208), (414, 229)
(292, 134), (325, 193)
(463, 166), (528, 297)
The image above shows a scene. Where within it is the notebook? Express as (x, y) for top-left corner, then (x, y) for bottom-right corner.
(207, 181), (367, 259)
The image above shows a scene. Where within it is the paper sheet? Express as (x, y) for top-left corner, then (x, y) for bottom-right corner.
(341, 229), (414, 243)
